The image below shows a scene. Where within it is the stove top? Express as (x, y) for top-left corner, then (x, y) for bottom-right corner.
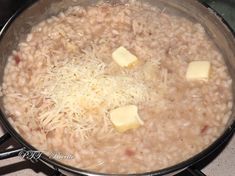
(0, 1), (234, 176)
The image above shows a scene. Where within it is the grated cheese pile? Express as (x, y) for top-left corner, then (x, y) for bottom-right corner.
(34, 58), (150, 140)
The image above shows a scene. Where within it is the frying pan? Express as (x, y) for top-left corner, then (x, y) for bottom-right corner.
(0, 0), (234, 175)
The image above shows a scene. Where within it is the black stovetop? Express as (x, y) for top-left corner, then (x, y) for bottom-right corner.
(0, 0), (29, 28)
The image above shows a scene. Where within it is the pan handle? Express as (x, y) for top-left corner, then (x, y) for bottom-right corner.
(51, 169), (62, 176)
(0, 132), (25, 160)
(0, 132), (11, 144)
(176, 167), (207, 176)
(186, 167), (206, 176)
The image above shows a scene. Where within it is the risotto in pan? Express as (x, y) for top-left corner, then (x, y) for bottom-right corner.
(1, 0), (233, 174)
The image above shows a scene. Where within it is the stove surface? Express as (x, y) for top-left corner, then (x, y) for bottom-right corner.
(0, 0), (234, 175)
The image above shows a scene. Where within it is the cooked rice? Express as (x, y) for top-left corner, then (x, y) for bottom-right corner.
(1, 0), (233, 174)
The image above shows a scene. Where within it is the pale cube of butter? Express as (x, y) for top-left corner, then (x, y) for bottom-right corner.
(110, 105), (144, 133)
(112, 46), (138, 67)
(186, 61), (211, 81)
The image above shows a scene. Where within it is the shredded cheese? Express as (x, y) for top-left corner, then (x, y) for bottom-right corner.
(33, 58), (149, 140)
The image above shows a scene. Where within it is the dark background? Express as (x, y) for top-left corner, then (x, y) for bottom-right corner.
(0, 0), (28, 28)
(205, 0), (235, 30)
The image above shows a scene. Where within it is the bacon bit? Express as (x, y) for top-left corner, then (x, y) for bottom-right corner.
(125, 148), (135, 157)
(35, 127), (41, 131)
(14, 55), (21, 65)
(201, 125), (209, 134)
(101, 6), (110, 13)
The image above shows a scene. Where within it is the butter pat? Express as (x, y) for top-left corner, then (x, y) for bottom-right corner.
(112, 46), (138, 67)
(186, 61), (211, 81)
(110, 105), (144, 132)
